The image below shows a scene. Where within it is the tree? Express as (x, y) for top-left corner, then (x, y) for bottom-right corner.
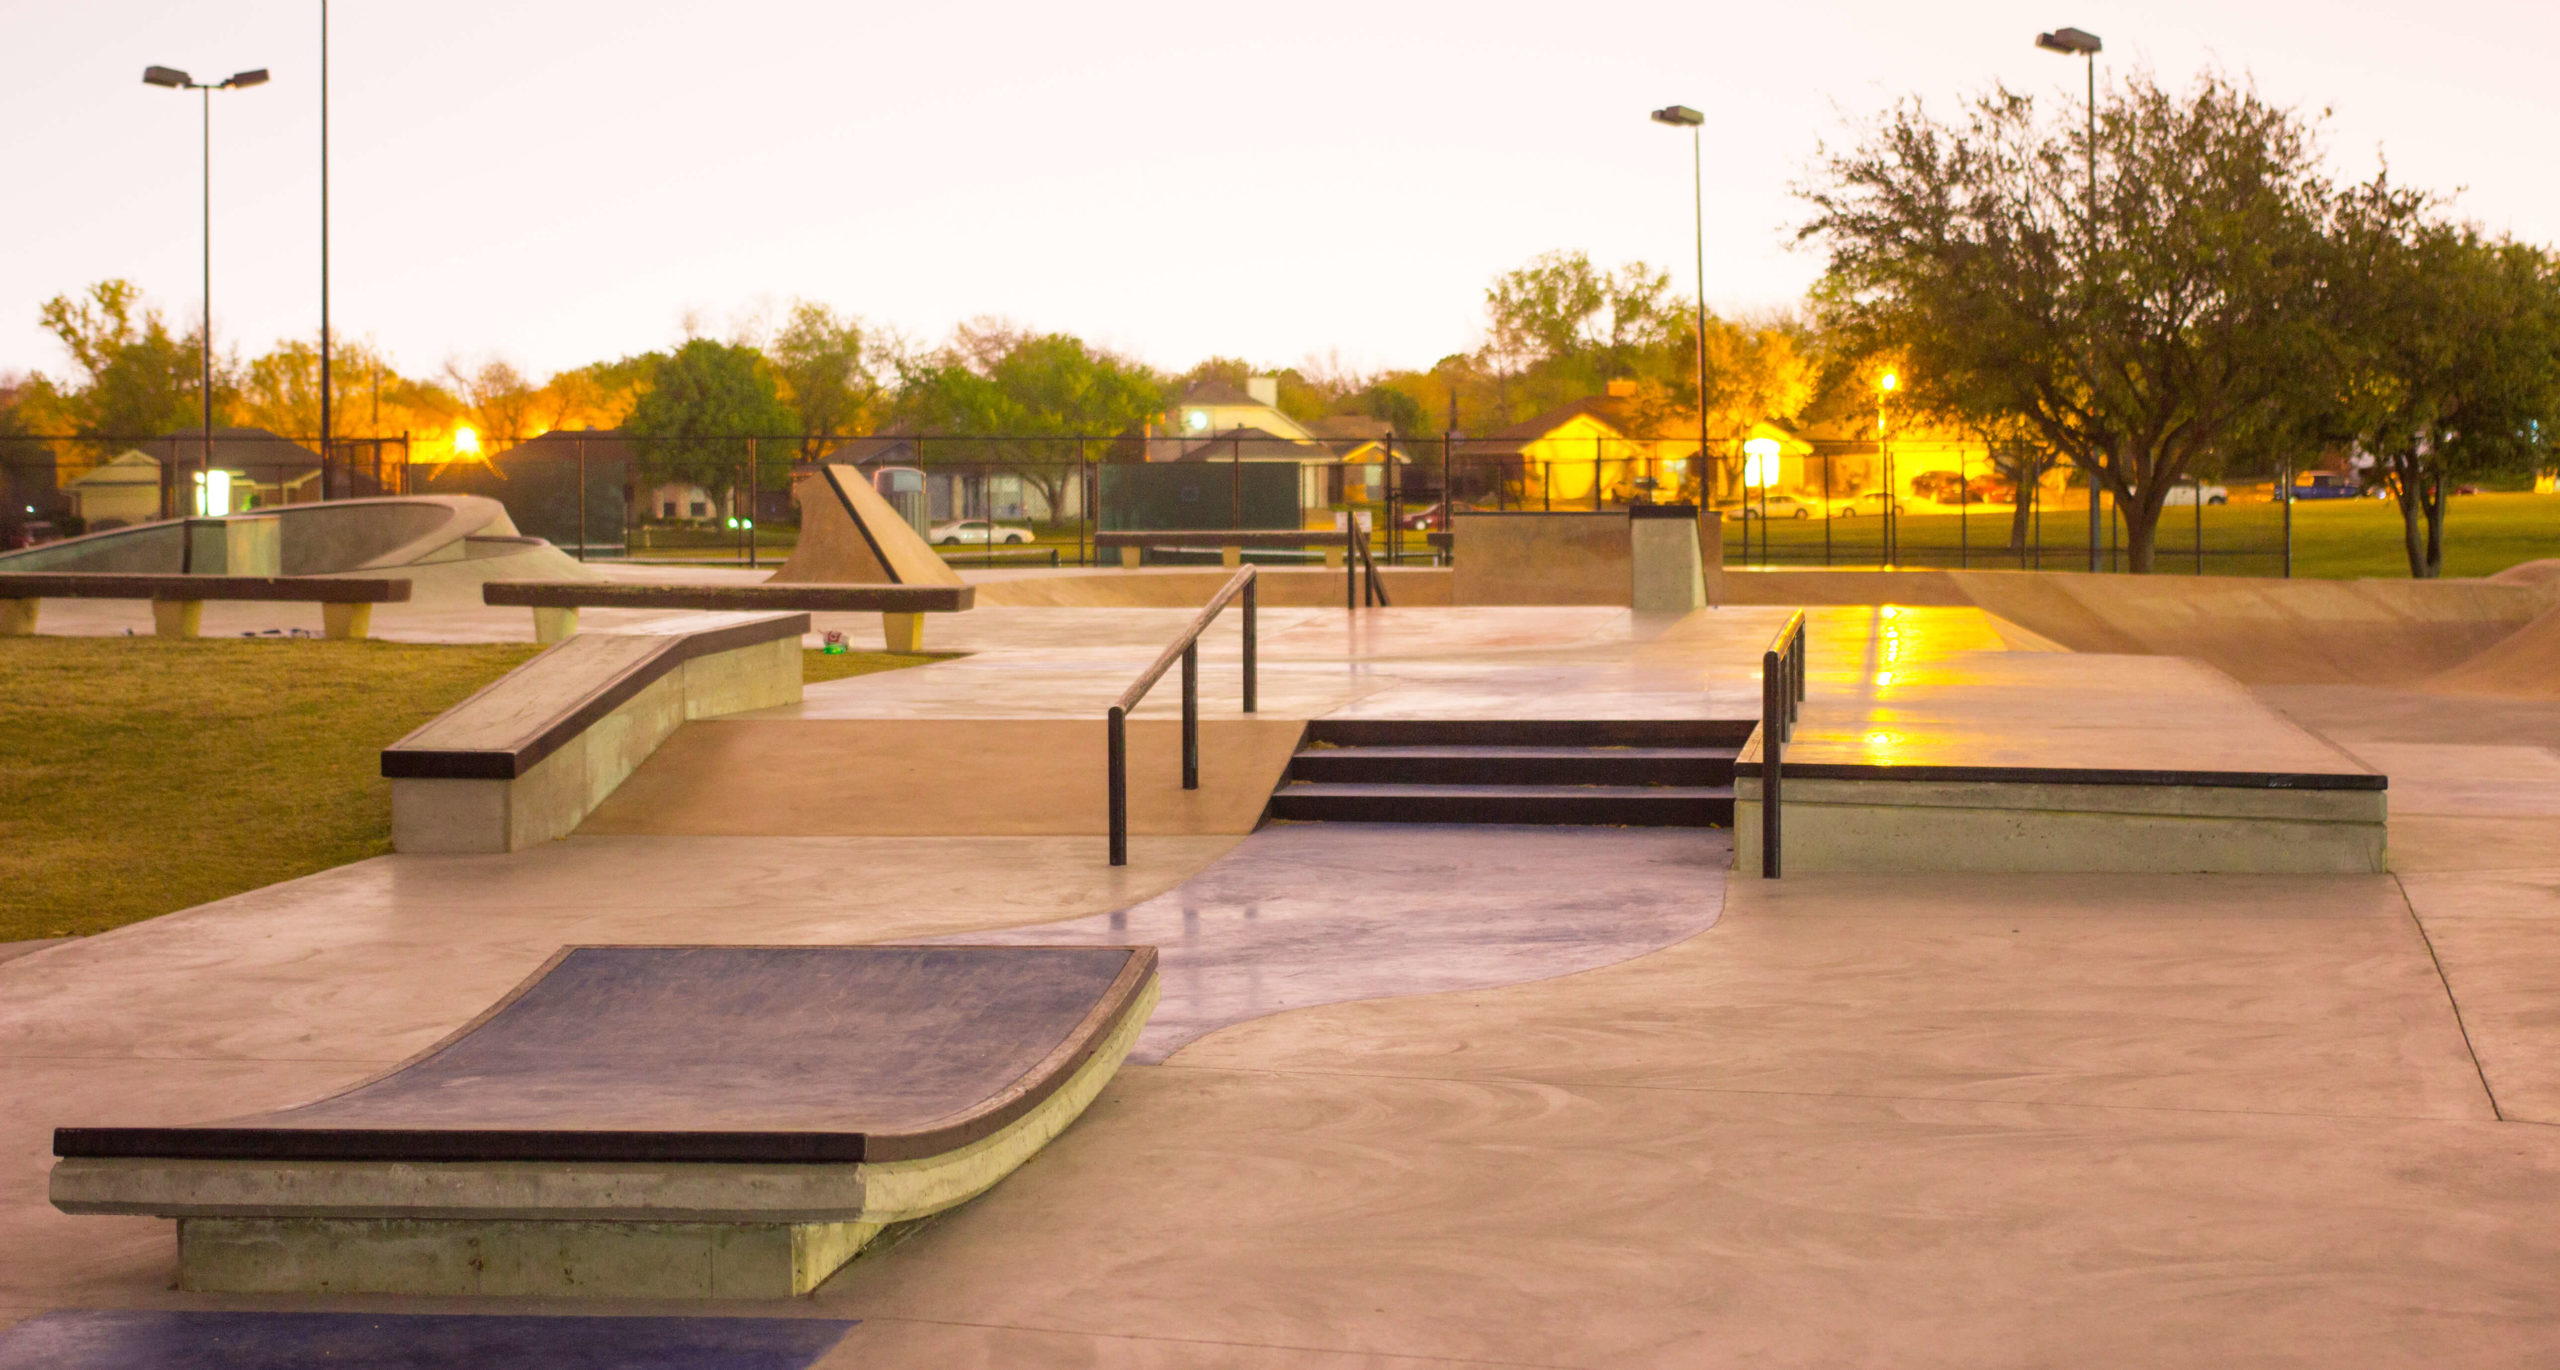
(768, 302), (882, 462)
(35, 280), (226, 452)
(441, 358), (547, 453)
(622, 340), (795, 491)
(1800, 72), (2338, 571)
(2325, 204), (2560, 577)
(1481, 251), (1682, 419)
(891, 331), (1166, 519)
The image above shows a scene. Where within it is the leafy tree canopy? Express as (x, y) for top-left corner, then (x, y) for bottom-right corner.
(1800, 71), (2346, 571)
(622, 339), (795, 487)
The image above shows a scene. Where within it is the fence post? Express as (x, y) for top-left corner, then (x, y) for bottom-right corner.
(2282, 458), (2293, 578)
(1180, 642), (1199, 791)
(1107, 706), (1128, 866)
(1242, 574), (1257, 713)
(576, 437), (588, 561)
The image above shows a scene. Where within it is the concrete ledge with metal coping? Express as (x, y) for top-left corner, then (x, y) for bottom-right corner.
(1734, 752), (2389, 875)
(0, 571), (412, 640)
(380, 610), (807, 853)
(480, 579), (973, 647)
(49, 945), (1160, 1299)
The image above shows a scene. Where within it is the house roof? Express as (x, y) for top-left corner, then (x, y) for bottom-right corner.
(1172, 426), (1331, 462)
(813, 434), (922, 466)
(1478, 396), (1642, 451)
(131, 426), (323, 473)
(1174, 380), (1264, 408)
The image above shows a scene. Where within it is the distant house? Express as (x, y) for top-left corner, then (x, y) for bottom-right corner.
(1164, 378), (1403, 519)
(815, 433), (1083, 525)
(64, 427), (339, 526)
(414, 428), (638, 550)
(1473, 382), (1716, 506)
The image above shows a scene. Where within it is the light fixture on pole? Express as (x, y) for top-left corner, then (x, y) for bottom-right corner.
(1878, 371), (1899, 567)
(2036, 25), (2104, 573)
(1649, 104), (1709, 510)
(143, 62), (269, 557)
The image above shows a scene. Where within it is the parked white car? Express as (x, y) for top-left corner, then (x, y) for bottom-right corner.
(1734, 495), (1819, 520)
(930, 520), (1035, 545)
(2160, 481), (2229, 506)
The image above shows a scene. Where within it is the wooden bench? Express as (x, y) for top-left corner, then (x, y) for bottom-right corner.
(0, 573), (413, 641)
(480, 581), (975, 650)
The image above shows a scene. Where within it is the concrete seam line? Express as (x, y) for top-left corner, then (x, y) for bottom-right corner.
(2393, 871), (2503, 1123)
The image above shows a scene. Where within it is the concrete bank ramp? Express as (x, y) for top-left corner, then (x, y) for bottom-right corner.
(2431, 601), (2560, 698)
(1724, 568), (2560, 686)
(51, 944), (1159, 1299)
(0, 496), (599, 606)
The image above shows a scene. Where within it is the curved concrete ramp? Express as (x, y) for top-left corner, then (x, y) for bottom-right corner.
(2432, 602), (2560, 698)
(0, 496), (599, 606)
(768, 465), (963, 587)
(51, 945), (1158, 1298)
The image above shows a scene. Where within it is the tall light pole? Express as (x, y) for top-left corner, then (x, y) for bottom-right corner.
(2036, 25), (2102, 572)
(1650, 105), (1708, 506)
(143, 63), (268, 540)
(319, 2), (333, 496)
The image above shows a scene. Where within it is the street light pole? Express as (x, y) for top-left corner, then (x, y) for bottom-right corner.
(2036, 26), (2103, 573)
(1651, 105), (1709, 506)
(144, 64), (268, 545)
(319, 1), (333, 497)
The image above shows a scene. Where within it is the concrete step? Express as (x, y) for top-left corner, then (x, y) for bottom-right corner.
(1269, 782), (1735, 827)
(1289, 745), (1738, 788)
(1306, 718), (1756, 749)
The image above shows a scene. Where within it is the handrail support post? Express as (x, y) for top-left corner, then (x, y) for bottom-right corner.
(1181, 642), (1199, 790)
(1107, 706), (1129, 867)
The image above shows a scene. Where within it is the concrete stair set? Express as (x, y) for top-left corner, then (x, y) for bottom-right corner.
(1271, 719), (1745, 828)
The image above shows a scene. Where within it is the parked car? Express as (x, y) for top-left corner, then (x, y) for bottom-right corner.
(2290, 472), (2369, 501)
(1908, 470), (1968, 502)
(1399, 500), (1491, 530)
(1828, 492), (1906, 517)
(1736, 494), (1819, 520)
(929, 519), (1034, 545)
(2160, 480), (2229, 506)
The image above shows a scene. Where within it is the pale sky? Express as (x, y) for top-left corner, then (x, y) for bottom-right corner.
(5, 0), (2556, 392)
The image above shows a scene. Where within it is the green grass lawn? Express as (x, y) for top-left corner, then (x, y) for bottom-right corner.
(1724, 491), (2560, 579)
(0, 640), (941, 943)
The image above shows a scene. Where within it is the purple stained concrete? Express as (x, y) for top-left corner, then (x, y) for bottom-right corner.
(939, 823), (1730, 1063)
(0, 1312), (853, 1370)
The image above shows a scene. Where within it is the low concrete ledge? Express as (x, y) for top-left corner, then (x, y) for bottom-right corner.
(1735, 770), (2389, 875)
(381, 611), (807, 853)
(481, 580), (972, 649)
(0, 572), (413, 640)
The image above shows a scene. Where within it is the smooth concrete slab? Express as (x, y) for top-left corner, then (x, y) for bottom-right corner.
(937, 823), (1730, 1061)
(578, 718), (1305, 837)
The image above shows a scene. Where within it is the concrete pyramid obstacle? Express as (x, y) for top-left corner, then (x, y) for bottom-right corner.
(768, 466), (964, 649)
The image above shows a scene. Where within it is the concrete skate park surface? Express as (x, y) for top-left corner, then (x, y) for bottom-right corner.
(13, 566), (2560, 1359)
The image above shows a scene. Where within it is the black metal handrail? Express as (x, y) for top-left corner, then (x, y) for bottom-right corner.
(1759, 609), (1807, 878)
(1348, 532), (1390, 608)
(1108, 565), (1258, 866)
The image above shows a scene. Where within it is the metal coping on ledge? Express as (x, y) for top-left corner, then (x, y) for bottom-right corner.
(379, 612), (811, 781)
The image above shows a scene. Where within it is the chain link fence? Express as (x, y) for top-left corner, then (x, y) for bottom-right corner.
(1, 429), (2304, 575)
